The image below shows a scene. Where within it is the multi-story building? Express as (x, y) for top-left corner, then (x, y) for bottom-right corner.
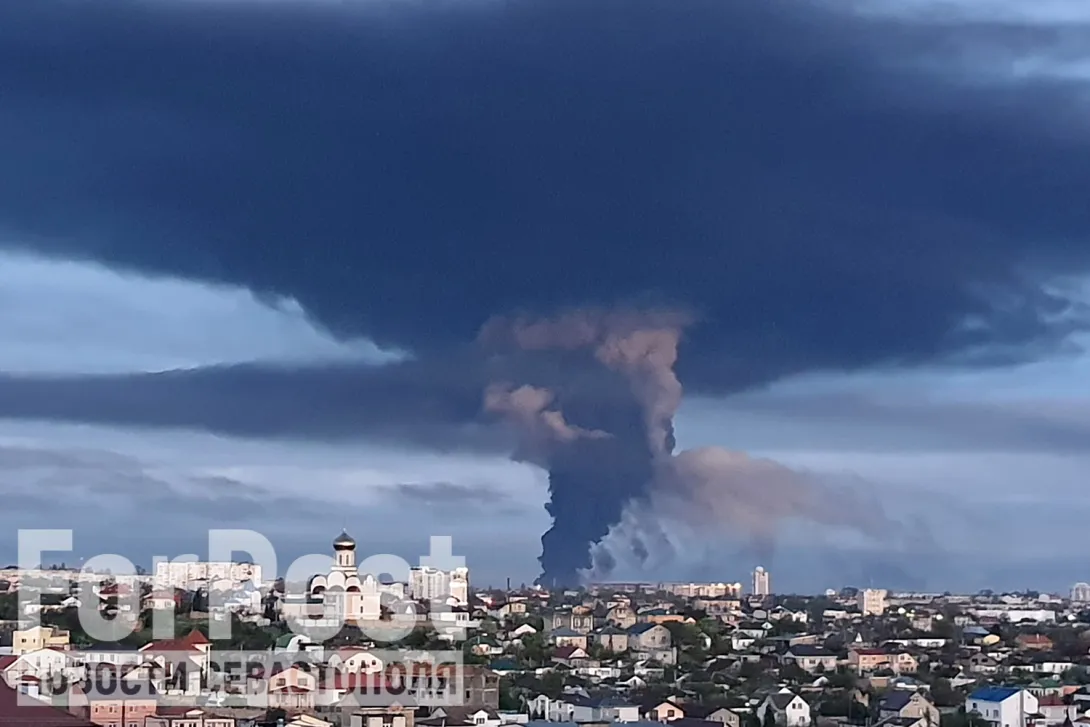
(859, 588), (889, 616)
(152, 561), (262, 590)
(752, 567), (770, 596)
(1072, 582), (1090, 603)
(409, 566), (469, 605)
(662, 582), (743, 598)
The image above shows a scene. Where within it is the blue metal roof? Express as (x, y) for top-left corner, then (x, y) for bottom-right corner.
(969, 687), (1022, 703)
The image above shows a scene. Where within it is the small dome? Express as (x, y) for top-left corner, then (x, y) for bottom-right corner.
(333, 530), (356, 549)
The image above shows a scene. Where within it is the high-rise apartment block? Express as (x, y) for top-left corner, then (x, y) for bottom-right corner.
(858, 588), (889, 616)
(752, 566), (770, 596)
(409, 566), (469, 605)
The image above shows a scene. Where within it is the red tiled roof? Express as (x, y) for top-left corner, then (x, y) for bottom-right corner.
(0, 682), (95, 726)
(1018, 635), (1052, 644)
(181, 629), (209, 646)
(139, 640), (199, 653)
(0, 656), (18, 671)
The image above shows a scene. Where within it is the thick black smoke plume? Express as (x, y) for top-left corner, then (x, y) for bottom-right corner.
(481, 309), (901, 587)
(480, 310), (686, 586)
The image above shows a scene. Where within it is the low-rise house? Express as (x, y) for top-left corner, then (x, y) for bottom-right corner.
(83, 680), (159, 727)
(143, 591), (179, 612)
(349, 705), (414, 727)
(705, 707), (743, 727)
(967, 654), (1001, 674)
(966, 687), (1039, 727)
(594, 625), (630, 653)
(2, 648), (81, 685)
(327, 647), (384, 674)
(460, 665), (500, 709)
(420, 706), (501, 727)
(888, 636), (950, 649)
(848, 648), (890, 673)
(72, 645), (143, 670)
(535, 695), (638, 723)
(267, 664), (317, 712)
(606, 606), (637, 629)
(547, 608), (594, 634)
(878, 691), (939, 724)
(628, 623), (676, 665)
(781, 646), (837, 673)
(549, 627), (589, 650)
(13, 626), (70, 655)
(1016, 634), (1054, 651)
(145, 707), (237, 727)
(1029, 678), (1065, 697)
(639, 608), (686, 625)
(757, 689), (811, 727)
(1035, 694), (1074, 725)
(641, 698), (687, 722)
(551, 645), (590, 667)
(732, 633), (758, 651)
(892, 652), (919, 674)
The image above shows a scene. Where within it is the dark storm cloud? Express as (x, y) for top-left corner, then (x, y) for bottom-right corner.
(0, 359), (510, 450)
(382, 481), (514, 508)
(1, 0), (1089, 390)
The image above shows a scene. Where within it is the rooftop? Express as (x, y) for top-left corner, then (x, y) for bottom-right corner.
(970, 687), (1023, 703)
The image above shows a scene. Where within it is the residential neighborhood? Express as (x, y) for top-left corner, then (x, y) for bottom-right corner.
(7, 550), (1090, 727)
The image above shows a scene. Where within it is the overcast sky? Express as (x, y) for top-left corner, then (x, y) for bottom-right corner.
(3, 0), (1090, 592)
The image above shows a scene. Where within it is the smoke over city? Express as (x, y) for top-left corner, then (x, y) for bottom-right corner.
(479, 309), (891, 586)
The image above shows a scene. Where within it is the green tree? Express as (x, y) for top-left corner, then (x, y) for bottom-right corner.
(931, 677), (960, 707)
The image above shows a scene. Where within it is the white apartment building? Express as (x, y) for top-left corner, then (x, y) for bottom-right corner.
(662, 582), (743, 598)
(859, 588), (889, 616)
(153, 561), (262, 590)
(409, 566), (469, 605)
(1072, 582), (1090, 603)
(752, 567), (770, 596)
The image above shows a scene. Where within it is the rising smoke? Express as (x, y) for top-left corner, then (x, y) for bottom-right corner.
(480, 308), (898, 587)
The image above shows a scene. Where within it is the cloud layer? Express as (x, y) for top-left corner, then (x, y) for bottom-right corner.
(2, 0), (1090, 386)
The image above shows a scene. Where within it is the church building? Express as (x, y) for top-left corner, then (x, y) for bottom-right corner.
(307, 531), (383, 622)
